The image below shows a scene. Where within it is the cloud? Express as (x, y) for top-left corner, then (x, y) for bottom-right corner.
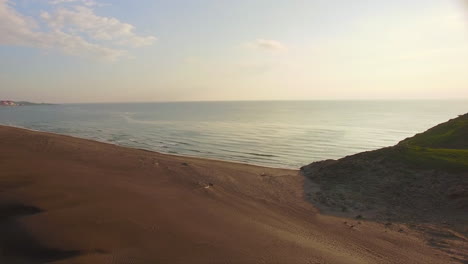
(43, 31), (126, 60)
(0, 0), (155, 61)
(41, 6), (156, 47)
(49, 0), (98, 7)
(0, 0), (36, 44)
(247, 39), (287, 51)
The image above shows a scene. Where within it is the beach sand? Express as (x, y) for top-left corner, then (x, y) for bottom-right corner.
(0, 125), (454, 263)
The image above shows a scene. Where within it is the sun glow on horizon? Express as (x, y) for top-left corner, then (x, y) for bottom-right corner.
(1, 0), (467, 103)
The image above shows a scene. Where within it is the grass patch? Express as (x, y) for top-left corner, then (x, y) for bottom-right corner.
(394, 146), (468, 171)
(391, 114), (468, 171)
(403, 114), (468, 149)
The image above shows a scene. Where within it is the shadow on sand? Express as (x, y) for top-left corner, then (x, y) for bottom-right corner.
(0, 203), (81, 263)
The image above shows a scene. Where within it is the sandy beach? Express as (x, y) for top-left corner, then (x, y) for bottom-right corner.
(0, 125), (455, 264)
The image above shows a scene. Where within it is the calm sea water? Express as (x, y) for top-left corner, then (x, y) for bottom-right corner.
(1, 101), (466, 168)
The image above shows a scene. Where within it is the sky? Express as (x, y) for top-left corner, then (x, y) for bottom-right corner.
(1, 0), (467, 103)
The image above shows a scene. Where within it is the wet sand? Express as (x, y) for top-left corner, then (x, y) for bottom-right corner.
(0, 125), (454, 263)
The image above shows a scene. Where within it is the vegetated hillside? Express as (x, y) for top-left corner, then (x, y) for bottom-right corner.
(301, 113), (468, 230)
(395, 113), (468, 171)
(402, 113), (468, 149)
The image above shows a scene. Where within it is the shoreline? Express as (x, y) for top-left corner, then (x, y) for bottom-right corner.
(0, 125), (456, 263)
(0, 124), (299, 170)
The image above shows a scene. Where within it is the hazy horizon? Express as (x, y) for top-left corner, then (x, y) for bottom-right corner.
(4, 98), (468, 105)
(1, 0), (468, 103)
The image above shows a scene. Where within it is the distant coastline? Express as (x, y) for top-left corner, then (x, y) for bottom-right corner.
(0, 100), (55, 106)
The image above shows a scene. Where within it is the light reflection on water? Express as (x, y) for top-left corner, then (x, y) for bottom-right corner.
(1, 100), (466, 168)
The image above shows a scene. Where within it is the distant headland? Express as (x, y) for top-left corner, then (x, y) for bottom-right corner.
(0, 100), (55, 106)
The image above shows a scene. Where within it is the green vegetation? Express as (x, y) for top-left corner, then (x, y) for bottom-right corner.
(394, 113), (468, 171)
(402, 113), (468, 149)
(396, 146), (468, 171)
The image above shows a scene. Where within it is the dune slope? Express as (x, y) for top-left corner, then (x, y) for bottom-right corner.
(0, 125), (455, 263)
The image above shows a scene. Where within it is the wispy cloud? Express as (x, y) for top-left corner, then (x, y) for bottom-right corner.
(41, 6), (156, 47)
(49, 0), (98, 7)
(0, 0), (156, 61)
(246, 39), (287, 51)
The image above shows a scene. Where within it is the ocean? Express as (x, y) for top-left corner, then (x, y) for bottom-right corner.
(1, 100), (466, 169)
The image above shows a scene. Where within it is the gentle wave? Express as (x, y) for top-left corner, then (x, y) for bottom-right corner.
(1, 101), (467, 168)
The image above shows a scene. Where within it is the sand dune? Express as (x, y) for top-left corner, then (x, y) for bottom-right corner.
(0, 125), (454, 263)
